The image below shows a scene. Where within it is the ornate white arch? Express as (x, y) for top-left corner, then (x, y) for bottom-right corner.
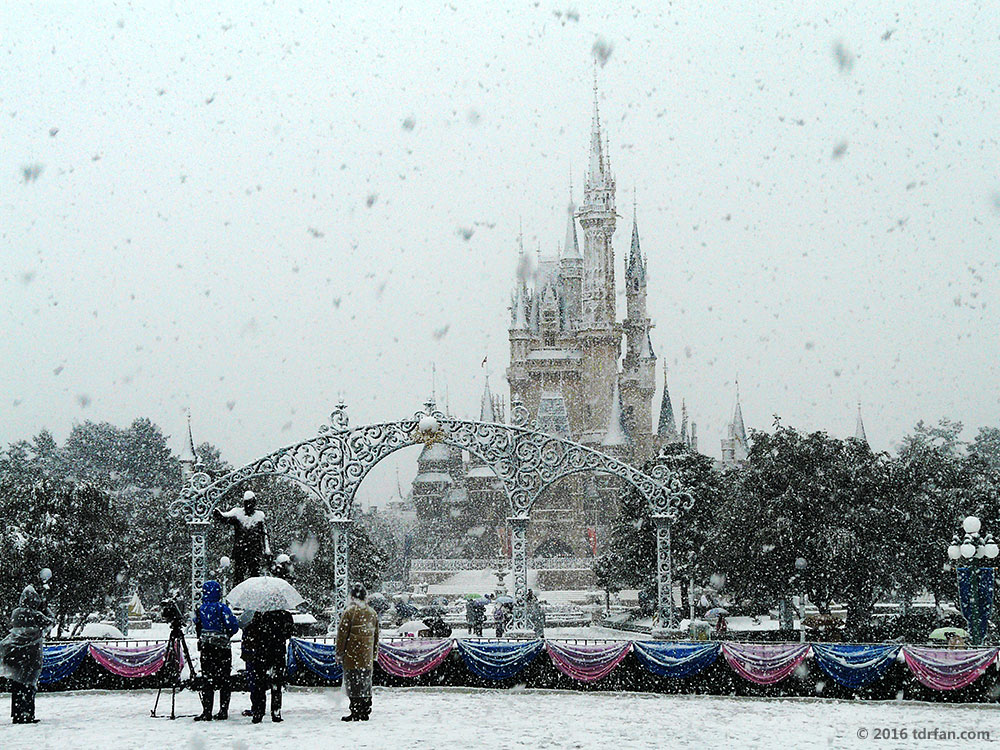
(170, 400), (691, 632)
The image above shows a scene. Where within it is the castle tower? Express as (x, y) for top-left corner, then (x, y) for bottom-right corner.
(620, 203), (657, 458)
(559, 194), (583, 327)
(575, 77), (622, 446)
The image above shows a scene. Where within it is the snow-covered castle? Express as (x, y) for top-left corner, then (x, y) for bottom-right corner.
(402, 80), (870, 561)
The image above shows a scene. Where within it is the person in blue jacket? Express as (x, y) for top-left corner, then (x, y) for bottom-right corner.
(192, 580), (239, 721)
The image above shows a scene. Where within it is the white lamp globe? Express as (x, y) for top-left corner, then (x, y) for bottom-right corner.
(975, 545), (986, 559)
(948, 545), (962, 560)
(219, 556), (231, 569)
(963, 516), (981, 535)
(961, 542), (976, 558)
(243, 490), (256, 502)
(39, 568), (52, 583)
(985, 543), (999, 559)
(418, 415), (439, 433)
(795, 557), (807, 570)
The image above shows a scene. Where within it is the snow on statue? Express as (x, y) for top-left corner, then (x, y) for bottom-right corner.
(213, 490), (272, 584)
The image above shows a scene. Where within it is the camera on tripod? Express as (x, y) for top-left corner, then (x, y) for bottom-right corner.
(160, 597), (186, 632)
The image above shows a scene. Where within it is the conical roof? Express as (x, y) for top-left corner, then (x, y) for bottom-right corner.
(657, 369), (677, 439)
(602, 380), (632, 447)
(480, 376), (496, 422)
(855, 401), (868, 444)
(179, 413), (199, 465)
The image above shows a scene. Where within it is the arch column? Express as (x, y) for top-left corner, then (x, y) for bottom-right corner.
(508, 517), (532, 635)
(651, 515), (677, 638)
(330, 518), (352, 622)
(188, 520), (209, 623)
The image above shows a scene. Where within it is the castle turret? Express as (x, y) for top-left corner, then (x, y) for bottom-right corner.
(620, 203), (657, 458)
(575, 75), (622, 446)
(559, 195), (583, 328)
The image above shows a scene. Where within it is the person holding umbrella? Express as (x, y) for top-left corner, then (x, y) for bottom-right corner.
(227, 576), (302, 723)
(336, 583), (380, 722)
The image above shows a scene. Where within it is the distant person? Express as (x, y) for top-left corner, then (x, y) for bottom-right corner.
(336, 583), (380, 722)
(242, 608), (294, 723)
(213, 490), (272, 584)
(192, 580), (239, 721)
(715, 614), (728, 639)
(526, 589), (545, 639)
(0, 585), (54, 724)
(467, 595), (488, 637)
(495, 602), (512, 638)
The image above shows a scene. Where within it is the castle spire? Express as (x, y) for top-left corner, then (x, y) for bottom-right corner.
(657, 368), (678, 440)
(563, 199), (580, 258)
(626, 196), (645, 282)
(480, 374), (496, 422)
(179, 411), (199, 473)
(732, 380), (748, 456)
(855, 400), (868, 444)
(588, 73), (604, 184)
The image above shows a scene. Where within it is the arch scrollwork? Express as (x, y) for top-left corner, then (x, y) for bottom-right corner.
(170, 401), (690, 622)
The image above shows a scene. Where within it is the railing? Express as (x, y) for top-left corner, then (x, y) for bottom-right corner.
(410, 557), (595, 572)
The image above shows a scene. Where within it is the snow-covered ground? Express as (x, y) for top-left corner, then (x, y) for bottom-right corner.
(4, 686), (997, 750)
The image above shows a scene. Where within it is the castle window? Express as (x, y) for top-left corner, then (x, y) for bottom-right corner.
(543, 332), (555, 347)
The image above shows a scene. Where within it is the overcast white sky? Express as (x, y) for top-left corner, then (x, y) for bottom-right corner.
(3, 1), (999, 506)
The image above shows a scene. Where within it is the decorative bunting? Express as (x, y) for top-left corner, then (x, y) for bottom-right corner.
(30, 638), (1000, 695)
(378, 639), (453, 678)
(811, 644), (901, 689)
(632, 641), (720, 679)
(39, 643), (89, 685)
(286, 638), (343, 681)
(902, 646), (998, 691)
(88, 642), (182, 678)
(722, 642), (810, 685)
(456, 639), (544, 681)
(545, 641), (631, 683)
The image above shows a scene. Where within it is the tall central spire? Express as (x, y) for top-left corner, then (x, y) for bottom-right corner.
(588, 71), (604, 184)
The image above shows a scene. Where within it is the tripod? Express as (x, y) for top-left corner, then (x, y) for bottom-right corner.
(151, 622), (200, 720)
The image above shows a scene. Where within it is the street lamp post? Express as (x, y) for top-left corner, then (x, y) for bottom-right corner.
(946, 516), (998, 646)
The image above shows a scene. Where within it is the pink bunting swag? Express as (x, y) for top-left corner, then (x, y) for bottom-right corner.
(545, 640), (631, 683)
(721, 643), (809, 686)
(902, 646), (998, 691)
(377, 639), (453, 678)
(88, 642), (182, 678)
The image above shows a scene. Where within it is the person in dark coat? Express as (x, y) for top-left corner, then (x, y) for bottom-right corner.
(526, 589), (545, 639)
(495, 602), (512, 638)
(336, 583), (380, 722)
(192, 580), (239, 721)
(213, 490), (272, 584)
(0, 585), (54, 724)
(241, 608), (294, 723)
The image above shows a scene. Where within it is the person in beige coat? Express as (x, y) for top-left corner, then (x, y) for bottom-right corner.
(336, 583), (380, 722)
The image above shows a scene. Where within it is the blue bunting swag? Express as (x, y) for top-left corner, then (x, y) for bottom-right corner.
(811, 644), (901, 689)
(286, 638), (343, 681)
(631, 641), (721, 679)
(39, 642), (90, 685)
(456, 639), (544, 680)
